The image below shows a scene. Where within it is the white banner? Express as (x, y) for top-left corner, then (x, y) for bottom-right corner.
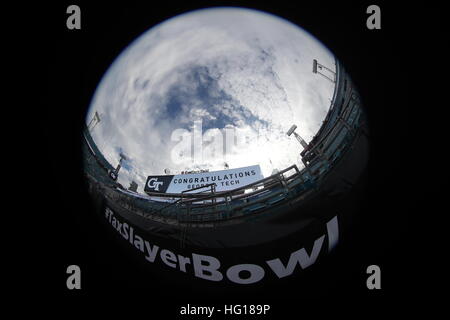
(144, 165), (263, 194)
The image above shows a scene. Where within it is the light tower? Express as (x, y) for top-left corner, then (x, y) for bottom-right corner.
(87, 111), (101, 131)
(312, 59), (336, 83)
(287, 124), (315, 168)
(116, 152), (128, 174)
(287, 125), (309, 150)
(110, 152), (127, 181)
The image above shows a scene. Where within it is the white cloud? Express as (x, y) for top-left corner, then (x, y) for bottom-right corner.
(86, 7), (336, 193)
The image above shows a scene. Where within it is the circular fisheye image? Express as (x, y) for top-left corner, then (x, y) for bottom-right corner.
(82, 7), (368, 255)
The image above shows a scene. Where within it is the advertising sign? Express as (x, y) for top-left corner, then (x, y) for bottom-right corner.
(144, 165), (263, 194)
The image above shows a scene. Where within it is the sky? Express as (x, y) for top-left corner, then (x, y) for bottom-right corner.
(86, 7), (336, 193)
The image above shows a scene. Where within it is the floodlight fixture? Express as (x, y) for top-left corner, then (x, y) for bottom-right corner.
(88, 111), (101, 131)
(287, 124), (297, 136)
(312, 59), (336, 83)
(119, 152), (128, 161)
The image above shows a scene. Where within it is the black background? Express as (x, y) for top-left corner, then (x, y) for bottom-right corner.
(14, 0), (421, 315)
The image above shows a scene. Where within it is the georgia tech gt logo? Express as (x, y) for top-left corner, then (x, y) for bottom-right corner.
(147, 178), (164, 191)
